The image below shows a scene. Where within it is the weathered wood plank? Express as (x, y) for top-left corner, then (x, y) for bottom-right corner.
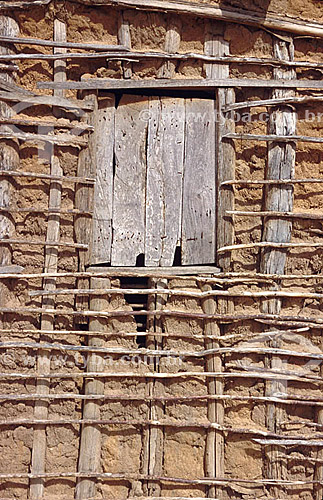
(30, 158), (62, 500)
(182, 98), (216, 265)
(111, 94), (148, 266)
(0, 130), (87, 146)
(11, 48), (323, 68)
(38, 77), (323, 91)
(88, 265), (220, 277)
(204, 25), (230, 500)
(30, 21), (66, 499)
(0, 16), (19, 268)
(76, 277), (110, 500)
(3, 0), (323, 37)
(90, 96), (115, 265)
(157, 16), (181, 79)
(118, 12), (132, 78)
(260, 39), (296, 499)
(75, 0), (323, 38)
(0, 90), (94, 112)
(145, 97), (184, 266)
(216, 89), (235, 271)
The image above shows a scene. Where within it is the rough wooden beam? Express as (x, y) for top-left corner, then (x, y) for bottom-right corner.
(157, 16), (181, 78)
(0, 16), (19, 268)
(143, 278), (166, 497)
(38, 78), (323, 91)
(118, 12), (132, 78)
(76, 278), (110, 499)
(204, 23), (230, 500)
(260, 39), (296, 498)
(29, 20), (66, 500)
(0, 15), (19, 343)
(75, 91), (97, 320)
(67, 0), (323, 38)
(0, 90), (94, 112)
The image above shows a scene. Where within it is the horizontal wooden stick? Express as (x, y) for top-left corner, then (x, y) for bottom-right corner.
(2, 341), (323, 362)
(6, 48), (322, 68)
(218, 242), (323, 253)
(3, 0), (323, 37)
(0, 90), (94, 112)
(0, 207), (92, 216)
(254, 439), (323, 446)
(0, 35), (128, 52)
(90, 0), (323, 39)
(0, 238), (88, 249)
(0, 469), (319, 486)
(224, 133), (323, 143)
(0, 169), (95, 184)
(223, 95), (323, 112)
(227, 210), (323, 220)
(0, 130), (87, 146)
(222, 178), (323, 186)
(29, 286), (323, 300)
(0, 417), (318, 440)
(0, 116), (93, 131)
(0, 327), (306, 342)
(1, 269), (323, 281)
(38, 77), (323, 91)
(0, 391), (321, 407)
(2, 306), (323, 328)
(0, 370), (319, 385)
(0, 51), (136, 61)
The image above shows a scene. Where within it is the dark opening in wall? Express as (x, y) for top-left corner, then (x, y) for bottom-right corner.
(119, 276), (149, 348)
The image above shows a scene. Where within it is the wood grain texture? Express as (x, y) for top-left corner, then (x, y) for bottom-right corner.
(38, 77), (323, 91)
(260, 39), (296, 499)
(204, 26), (230, 500)
(29, 158), (62, 500)
(118, 12), (132, 78)
(73, 0), (323, 38)
(30, 20), (66, 499)
(90, 96), (115, 265)
(216, 88), (235, 271)
(0, 15), (19, 268)
(157, 16), (181, 79)
(145, 97), (184, 266)
(142, 278), (166, 498)
(182, 98), (216, 265)
(0, 34), (128, 51)
(3, 0), (323, 37)
(111, 94), (148, 266)
(76, 277), (110, 500)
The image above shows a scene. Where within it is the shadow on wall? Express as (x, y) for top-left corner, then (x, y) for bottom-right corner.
(218, 0), (272, 16)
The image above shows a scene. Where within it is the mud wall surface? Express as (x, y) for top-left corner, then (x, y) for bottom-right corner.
(0, 2), (322, 499)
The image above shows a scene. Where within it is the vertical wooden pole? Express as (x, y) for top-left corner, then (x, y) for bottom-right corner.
(74, 90), (96, 317)
(315, 359), (323, 499)
(76, 277), (110, 500)
(29, 20), (66, 500)
(0, 16), (19, 317)
(118, 12), (132, 79)
(204, 21), (235, 499)
(260, 38), (296, 498)
(142, 278), (166, 497)
(157, 16), (181, 79)
(201, 282), (223, 500)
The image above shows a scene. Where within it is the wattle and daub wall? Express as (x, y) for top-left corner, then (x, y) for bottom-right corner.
(0, 1), (322, 499)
